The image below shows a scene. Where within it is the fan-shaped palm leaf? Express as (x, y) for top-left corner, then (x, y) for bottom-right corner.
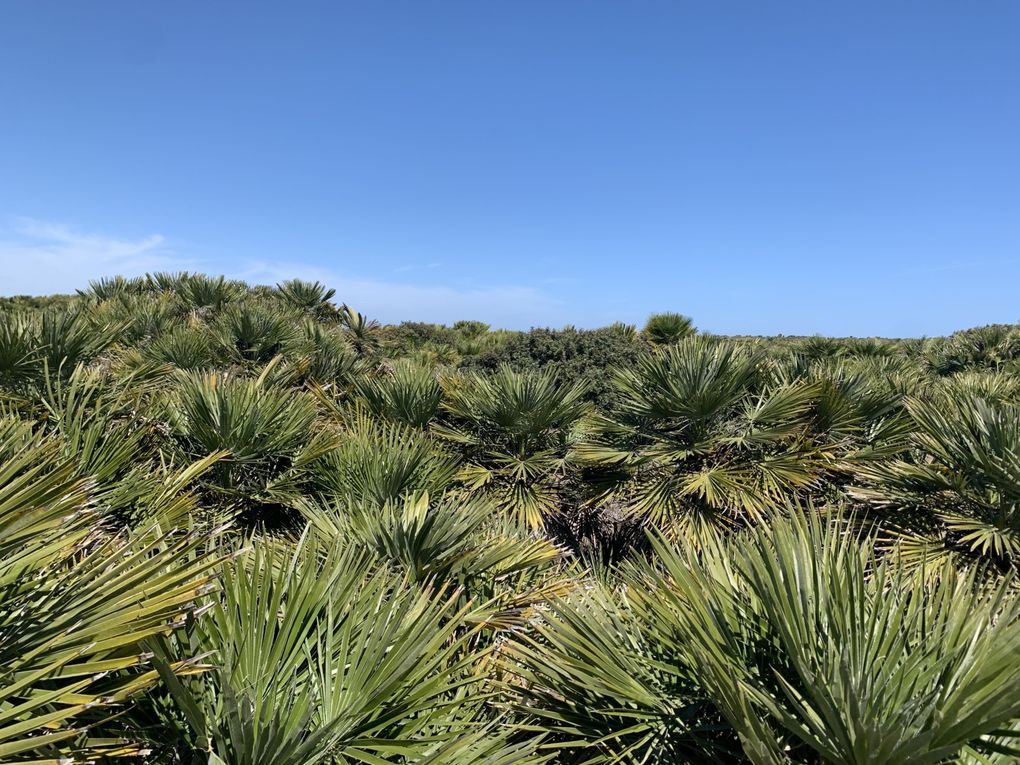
(151, 533), (520, 764)
(436, 367), (590, 529)
(0, 422), (222, 762)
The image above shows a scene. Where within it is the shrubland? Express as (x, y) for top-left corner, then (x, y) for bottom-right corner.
(3, 273), (1020, 764)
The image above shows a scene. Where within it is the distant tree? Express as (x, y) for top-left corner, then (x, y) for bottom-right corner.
(464, 326), (647, 409)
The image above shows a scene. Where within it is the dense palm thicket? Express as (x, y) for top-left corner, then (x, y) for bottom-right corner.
(3, 273), (1020, 764)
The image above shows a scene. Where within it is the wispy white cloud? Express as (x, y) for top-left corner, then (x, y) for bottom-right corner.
(0, 217), (191, 294)
(0, 219), (566, 328)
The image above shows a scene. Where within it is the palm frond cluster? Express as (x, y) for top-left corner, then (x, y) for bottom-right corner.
(3, 276), (1020, 763)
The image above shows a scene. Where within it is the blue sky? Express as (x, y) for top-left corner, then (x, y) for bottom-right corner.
(1, 2), (1018, 336)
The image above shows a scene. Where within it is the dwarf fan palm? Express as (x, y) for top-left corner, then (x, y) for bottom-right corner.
(144, 271), (194, 293)
(643, 313), (696, 345)
(0, 305), (127, 387)
(304, 492), (568, 630)
(797, 362), (913, 467)
(934, 369), (1020, 405)
(84, 286), (187, 342)
(145, 325), (218, 370)
(339, 304), (381, 357)
(180, 274), (246, 313)
(310, 412), (460, 506)
(354, 360), (444, 428)
(276, 279), (338, 319)
(925, 324), (1020, 376)
(637, 509), (1020, 764)
(579, 337), (822, 540)
(508, 581), (737, 764)
(35, 367), (158, 519)
(38, 305), (126, 376)
(82, 274), (145, 300)
(0, 312), (41, 389)
(852, 394), (1020, 571)
(291, 319), (366, 386)
(212, 303), (299, 366)
(164, 372), (329, 516)
(435, 366), (590, 529)
(150, 534), (536, 764)
(0, 420), (222, 762)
